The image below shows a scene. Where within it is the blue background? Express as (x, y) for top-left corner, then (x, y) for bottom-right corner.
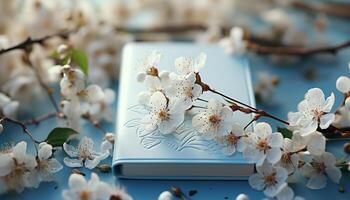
(2, 9), (350, 200)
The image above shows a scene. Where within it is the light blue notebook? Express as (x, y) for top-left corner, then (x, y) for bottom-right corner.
(113, 42), (255, 180)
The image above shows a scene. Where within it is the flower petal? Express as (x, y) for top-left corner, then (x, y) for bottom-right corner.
(267, 132), (283, 148)
(63, 143), (78, 157)
(319, 113), (335, 129)
(248, 173), (265, 190)
(266, 147), (282, 164)
(325, 166), (341, 184)
(306, 173), (327, 189)
(307, 132), (325, 156)
(63, 157), (83, 168)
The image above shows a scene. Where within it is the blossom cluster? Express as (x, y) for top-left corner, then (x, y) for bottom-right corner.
(62, 173), (132, 200)
(138, 52), (345, 200)
(0, 141), (62, 194)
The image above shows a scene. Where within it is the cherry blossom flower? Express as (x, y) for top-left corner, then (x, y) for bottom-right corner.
(60, 66), (86, 100)
(29, 142), (63, 187)
(243, 122), (283, 166)
(63, 173), (132, 200)
(138, 71), (170, 105)
(0, 141), (37, 193)
(301, 152), (341, 189)
(192, 99), (233, 138)
(141, 91), (185, 134)
(81, 88), (116, 122)
(277, 138), (301, 174)
(288, 88), (335, 136)
(249, 161), (288, 198)
(216, 123), (246, 156)
(61, 100), (81, 131)
(174, 53), (206, 76)
(166, 73), (202, 109)
(100, 132), (115, 156)
(219, 27), (246, 55)
(63, 137), (109, 169)
(137, 51), (162, 84)
(0, 92), (19, 118)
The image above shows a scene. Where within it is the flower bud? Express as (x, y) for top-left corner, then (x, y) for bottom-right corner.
(104, 132), (115, 143)
(236, 193), (249, 200)
(158, 191), (174, 200)
(57, 44), (69, 55)
(343, 142), (350, 154)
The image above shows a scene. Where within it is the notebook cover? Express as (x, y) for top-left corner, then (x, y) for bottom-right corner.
(113, 42), (255, 180)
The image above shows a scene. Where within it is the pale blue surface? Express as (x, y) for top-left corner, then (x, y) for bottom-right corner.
(2, 13), (350, 200)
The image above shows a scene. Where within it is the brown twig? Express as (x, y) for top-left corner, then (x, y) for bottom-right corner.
(23, 112), (62, 126)
(0, 117), (40, 153)
(247, 40), (350, 56)
(0, 30), (73, 56)
(291, 1), (350, 19)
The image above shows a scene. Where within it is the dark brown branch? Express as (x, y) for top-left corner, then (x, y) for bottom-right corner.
(23, 112), (62, 126)
(291, 1), (350, 19)
(247, 40), (350, 56)
(0, 30), (73, 56)
(1, 117), (40, 153)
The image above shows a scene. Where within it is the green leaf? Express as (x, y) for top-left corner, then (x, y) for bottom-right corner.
(46, 127), (78, 147)
(277, 127), (293, 139)
(71, 49), (88, 75)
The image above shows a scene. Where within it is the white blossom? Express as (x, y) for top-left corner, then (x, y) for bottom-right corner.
(81, 88), (116, 122)
(301, 152), (341, 189)
(63, 137), (109, 169)
(61, 99), (81, 131)
(0, 92), (19, 118)
(30, 142), (63, 187)
(277, 138), (301, 174)
(192, 99), (233, 138)
(158, 191), (174, 200)
(288, 88), (335, 136)
(138, 71), (170, 105)
(63, 173), (132, 200)
(219, 27), (246, 55)
(174, 53), (206, 76)
(243, 122), (283, 166)
(137, 51), (162, 84)
(249, 161), (288, 198)
(166, 73), (202, 109)
(216, 123), (246, 156)
(0, 141), (37, 193)
(100, 132), (115, 156)
(141, 91), (185, 134)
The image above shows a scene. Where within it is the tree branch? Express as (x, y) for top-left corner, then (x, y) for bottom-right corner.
(0, 30), (73, 56)
(291, 1), (350, 19)
(246, 40), (350, 56)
